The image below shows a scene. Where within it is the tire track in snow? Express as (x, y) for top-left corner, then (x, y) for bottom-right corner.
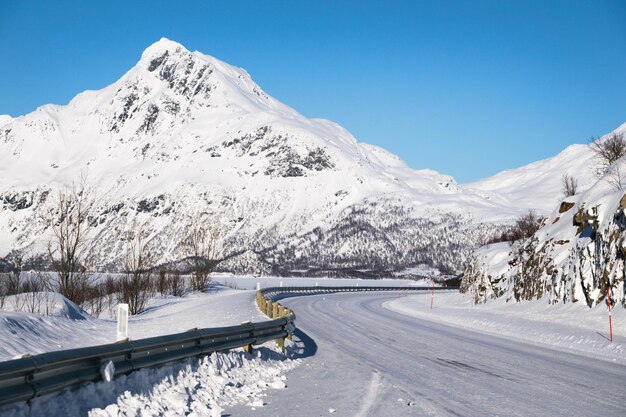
(354, 371), (381, 417)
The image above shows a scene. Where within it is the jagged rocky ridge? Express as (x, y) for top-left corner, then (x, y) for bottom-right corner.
(461, 125), (626, 306)
(0, 38), (592, 277)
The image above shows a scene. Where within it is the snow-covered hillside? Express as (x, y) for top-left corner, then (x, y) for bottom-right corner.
(0, 38), (606, 276)
(466, 143), (597, 212)
(461, 124), (626, 307)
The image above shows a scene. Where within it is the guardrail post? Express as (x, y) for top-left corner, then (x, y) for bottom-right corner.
(273, 302), (279, 318)
(276, 336), (285, 353)
(266, 301), (273, 318)
(241, 321), (254, 353)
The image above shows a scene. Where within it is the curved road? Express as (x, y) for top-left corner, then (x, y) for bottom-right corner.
(229, 292), (626, 416)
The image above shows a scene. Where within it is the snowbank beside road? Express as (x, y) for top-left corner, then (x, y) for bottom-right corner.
(0, 285), (266, 361)
(0, 345), (299, 417)
(385, 292), (625, 364)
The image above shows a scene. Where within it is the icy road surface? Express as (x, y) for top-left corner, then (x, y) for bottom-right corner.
(228, 292), (626, 416)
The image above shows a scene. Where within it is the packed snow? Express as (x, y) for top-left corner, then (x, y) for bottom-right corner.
(386, 291), (624, 364)
(228, 291), (626, 416)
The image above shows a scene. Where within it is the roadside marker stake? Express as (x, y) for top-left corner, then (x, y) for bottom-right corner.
(117, 304), (129, 341)
(607, 288), (613, 343)
(430, 281), (435, 311)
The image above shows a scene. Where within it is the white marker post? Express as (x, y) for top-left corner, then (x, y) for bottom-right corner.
(117, 303), (129, 342)
(430, 280), (435, 311)
(280, 281), (283, 287)
(256, 282), (261, 291)
(607, 288), (613, 343)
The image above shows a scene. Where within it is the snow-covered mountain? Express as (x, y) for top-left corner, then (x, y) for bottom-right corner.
(0, 38), (606, 276)
(461, 123), (626, 306)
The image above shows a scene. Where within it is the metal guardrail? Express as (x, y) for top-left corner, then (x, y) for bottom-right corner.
(0, 314), (293, 406)
(0, 284), (440, 407)
(260, 285), (438, 298)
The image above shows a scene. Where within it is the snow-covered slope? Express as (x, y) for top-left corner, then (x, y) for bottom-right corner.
(461, 124), (626, 307)
(466, 142), (598, 212)
(0, 38), (608, 276)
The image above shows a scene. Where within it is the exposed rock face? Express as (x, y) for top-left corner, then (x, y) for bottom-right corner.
(461, 133), (626, 307)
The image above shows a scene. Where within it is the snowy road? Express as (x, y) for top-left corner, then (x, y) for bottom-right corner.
(228, 292), (626, 416)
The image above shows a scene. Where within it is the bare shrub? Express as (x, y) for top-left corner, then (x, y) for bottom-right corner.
(12, 293), (25, 312)
(167, 270), (185, 297)
(590, 132), (626, 190)
(185, 221), (221, 292)
(21, 275), (45, 313)
(43, 177), (94, 305)
(120, 234), (154, 315)
(0, 275), (6, 309)
(82, 281), (107, 318)
(5, 254), (23, 296)
(589, 132), (626, 171)
(486, 210), (543, 244)
(561, 173), (578, 197)
(157, 267), (168, 295)
(104, 275), (120, 317)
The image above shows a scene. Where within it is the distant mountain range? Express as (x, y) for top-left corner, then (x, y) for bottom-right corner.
(0, 38), (602, 277)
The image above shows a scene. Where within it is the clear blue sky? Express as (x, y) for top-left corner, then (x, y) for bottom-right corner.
(1, 0), (625, 182)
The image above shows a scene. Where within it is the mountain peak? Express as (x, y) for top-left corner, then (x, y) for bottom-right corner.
(140, 38), (188, 61)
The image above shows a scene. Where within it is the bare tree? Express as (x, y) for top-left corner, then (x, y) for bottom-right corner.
(0, 274), (7, 309)
(5, 256), (23, 296)
(120, 233), (154, 315)
(589, 132), (626, 190)
(44, 178), (94, 304)
(156, 266), (168, 295)
(561, 173), (578, 197)
(185, 219), (222, 292)
(167, 270), (185, 297)
(589, 132), (626, 171)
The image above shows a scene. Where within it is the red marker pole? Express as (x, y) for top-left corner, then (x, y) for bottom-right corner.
(430, 281), (435, 310)
(607, 288), (613, 343)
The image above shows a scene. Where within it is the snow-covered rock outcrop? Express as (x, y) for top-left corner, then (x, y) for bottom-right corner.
(461, 124), (626, 307)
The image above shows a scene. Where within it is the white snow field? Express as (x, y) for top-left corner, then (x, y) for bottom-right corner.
(211, 273), (434, 290)
(227, 291), (626, 417)
(0, 284), (267, 361)
(0, 284), (303, 416)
